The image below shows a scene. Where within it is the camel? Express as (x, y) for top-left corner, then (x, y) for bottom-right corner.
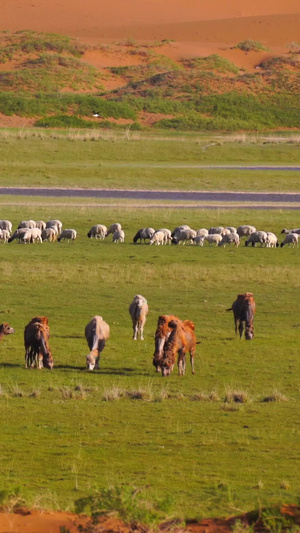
(161, 318), (197, 376)
(129, 295), (148, 340)
(24, 316), (53, 369)
(0, 322), (14, 341)
(85, 315), (110, 370)
(227, 293), (256, 340)
(153, 314), (180, 372)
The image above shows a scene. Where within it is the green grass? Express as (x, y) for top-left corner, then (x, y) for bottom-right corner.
(0, 130), (299, 191)
(0, 205), (299, 520)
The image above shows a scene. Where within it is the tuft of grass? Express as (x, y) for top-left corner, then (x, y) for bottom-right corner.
(103, 386), (125, 401)
(224, 388), (251, 404)
(9, 384), (24, 398)
(234, 40), (270, 52)
(126, 384), (154, 401)
(262, 391), (288, 402)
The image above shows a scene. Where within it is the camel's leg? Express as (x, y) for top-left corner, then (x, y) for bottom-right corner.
(190, 349), (195, 374)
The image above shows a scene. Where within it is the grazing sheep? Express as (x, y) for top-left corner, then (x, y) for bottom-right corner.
(133, 227), (155, 244)
(208, 226), (224, 235)
(0, 220), (12, 234)
(106, 223), (122, 237)
(42, 227), (57, 242)
(193, 235), (205, 246)
(173, 228), (196, 245)
(87, 224), (107, 239)
(112, 229), (125, 243)
(0, 229), (10, 243)
(35, 221), (46, 231)
(149, 231), (165, 245)
(46, 220), (63, 234)
(204, 233), (223, 246)
(281, 228), (300, 235)
(245, 231), (267, 247)
(226, 226), (237, 234)
(196, 228), (208, 237)
(85, 315), (110, 370)
(28, 227), (42, 243)
(18, 219), (36, 229)
(156, 228), (172, 245)
(8, 228), (31, 244)
(218, 232), (240, 247)
(237, 225), (256, 238)
(57, 229), (77, 243)
(171, 225), (190, 240)
(0, 322), (14, 341)
(129, 294), (149, 340)
(266, 232), (279, 248)
(280, 233), (299, 248)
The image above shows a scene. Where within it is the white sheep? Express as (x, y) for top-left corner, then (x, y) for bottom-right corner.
(156, 228), (172, 245)
(265, 232), (279, 248)
(8, 228), (31, 244)
(58, 229), (77, 242)
(28, 227), (42, 243)
(171, 225), (190, 240)
(149, 231), (165, 245)
(42, 227), (57, 242)
(193, 235), (205, 246)
(204, 233), (223, 246)
(87, 224), (107, 239)
(35, 221), (46, 231)
(18, 219), (36, 229)
(218, 233), (240, 247)
(0, 220), (12, 234)
(0, 229), (10, 243)
(129, 294), (149, 340)
(245, 231), (267, 247)
(280, 233), (299, 248)
(208, 226), (224, 235)
(106, 223), (122, 237)
(112, 229), (125, 243)
(196, 228), (208, 237)
(46, 220), (63, 234)
(226, 226), (237, 234)
(237, 225), (256, 238)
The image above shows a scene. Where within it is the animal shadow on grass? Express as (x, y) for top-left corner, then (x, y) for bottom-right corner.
(0, 363), (21, 368)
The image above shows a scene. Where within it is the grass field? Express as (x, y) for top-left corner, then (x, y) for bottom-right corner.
(0, 203), (299, 522)
(0, 129), (300, 191)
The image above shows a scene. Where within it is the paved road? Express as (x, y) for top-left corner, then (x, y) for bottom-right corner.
(0, 187), (299, 207)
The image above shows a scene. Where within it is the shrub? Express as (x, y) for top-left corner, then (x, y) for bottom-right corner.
(234, 40), (269, 52)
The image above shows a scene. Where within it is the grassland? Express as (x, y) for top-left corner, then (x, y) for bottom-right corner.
(0, 130), (300, 191)
(0, 203), (300, 521)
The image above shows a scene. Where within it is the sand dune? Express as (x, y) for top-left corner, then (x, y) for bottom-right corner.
(1, 0), (300, 48)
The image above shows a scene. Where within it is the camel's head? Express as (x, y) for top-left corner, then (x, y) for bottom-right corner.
(245, 325), (254, 340)
(86, 353), (96, 370)
(0, 322), (15, 336)
(43, 351), (54, 370)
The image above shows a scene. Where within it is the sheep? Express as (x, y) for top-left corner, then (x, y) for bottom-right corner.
(112, 229), (125, 243)
(149, 231), (165, 245)
(193, 235), (205, 246)
(218, 232), (240, 247)
(106, 223), (121, 237)
(133, 227), (155, 244)
(35, 221), (46, 231)
(46, 220), (63, 234)
(8, 228), (31, 244)
(196, 228), (208, 237)
(237, 225), (256, 238)
(280, 233), (299, 248)
(226, 226), (237, 234)
(129, 294), (149, 340)
(0, 229), (10, 243)
(85, 315), (110, 370)
(57, 229), (77, 243)
(87, 224), (107, 239)
(42, 227), (57, 242)
(171, 225), (190, 240)
(265, 232), (279, 248)
(28, 228), (42, 243)
(208, 226), (224, 235)
(204, 233), (223, 246)
(245, 231), (267, 247)
(0, 220), (12, 234)
(173, 228), (196, 245)
(156, 228), (172, 245)
(281, 228), (300, 235)
(18, 219), (36, 229)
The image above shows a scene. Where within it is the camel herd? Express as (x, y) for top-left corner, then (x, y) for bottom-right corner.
(0, 292), (255, 376)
